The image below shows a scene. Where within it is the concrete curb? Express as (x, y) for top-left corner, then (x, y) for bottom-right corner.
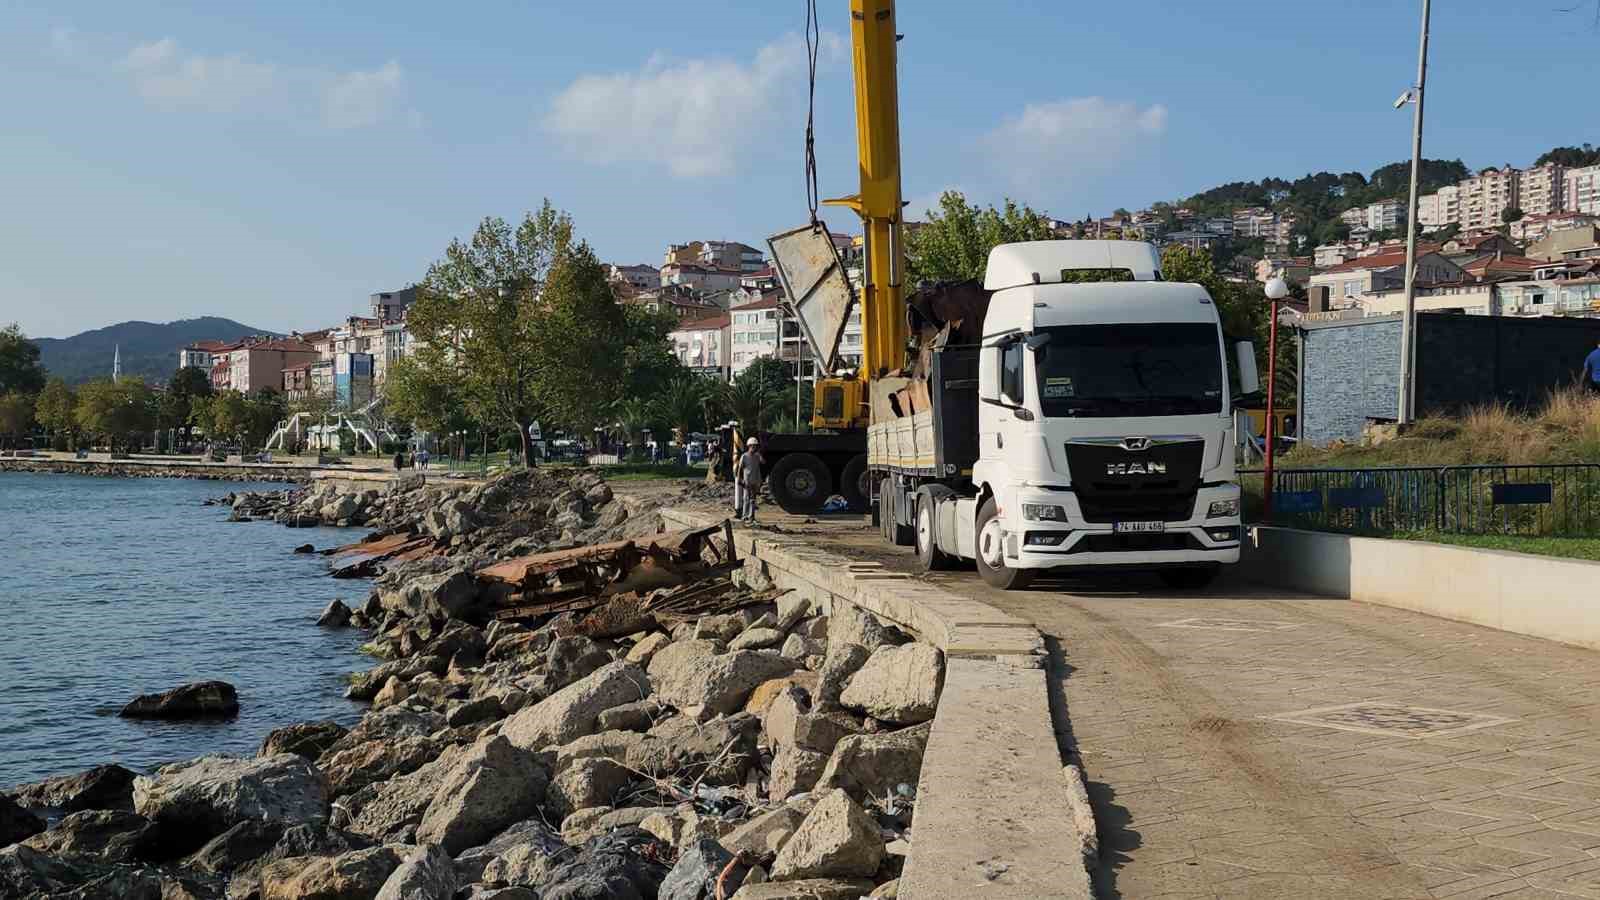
(659, 508), (1094, 900)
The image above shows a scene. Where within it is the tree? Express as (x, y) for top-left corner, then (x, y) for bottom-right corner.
(386, 358), (472, 438)
(241, 390), (286, 451)
(655, 376), (712, 445)
(205, 390), (251, 449)
(721, 366), (778, 435)
(35, 378), (76, 447)
(1501, 206), (1526, 224)
(1112, 207), (1132, 219)
(0, 392), (34, 449)
(167, 366), (213, 447)
(1535, 144), (1600, 168)
(0, 324), (46, 396)
(906, 192), (1058, 283)
(75, 377), (155, 452)
(404, 202), (631, 466)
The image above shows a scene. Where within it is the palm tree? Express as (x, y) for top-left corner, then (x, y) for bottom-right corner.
(611, 397), (655, 460)
(721, 371), (771, 436)
(655, 376), (709, 445)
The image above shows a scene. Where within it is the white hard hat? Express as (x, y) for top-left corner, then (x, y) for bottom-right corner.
(746, 437), (759, 446)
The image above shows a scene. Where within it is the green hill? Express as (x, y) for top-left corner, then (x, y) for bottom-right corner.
(34, 317), (280, 385)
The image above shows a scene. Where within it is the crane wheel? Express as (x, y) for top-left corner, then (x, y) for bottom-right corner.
(840, 455), (869, 512)
(770, 452), (831, 513)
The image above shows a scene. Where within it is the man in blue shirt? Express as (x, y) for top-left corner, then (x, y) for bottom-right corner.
(1584, 341), (1600, 393)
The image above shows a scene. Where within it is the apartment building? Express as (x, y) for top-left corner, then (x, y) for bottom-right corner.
(668, 315), (730, 377)
(1518, 163), (1566, 218)
(370, 286), (418, 323)
(660, 262), (743, 292)
(178, 340), (233, 372)
(1314, 243), (1359, 268)
(1566, 166), (1600, 216)
(608, 264), (660, 292)
(1459, 166), (1520, 231)
(224, 339), (319, 394)
(1511, 212), (1600, 244)
(729, 295), (782, 374)
(1308, 249), (1464, 306)
(1419, 185), (1460, 229)
(1366, 199), (1406, 233)
(663, 241), (766, 274)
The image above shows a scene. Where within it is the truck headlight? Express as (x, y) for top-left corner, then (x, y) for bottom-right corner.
(1022, 504), (1066, 522)
(1207, 499), (1239, 519)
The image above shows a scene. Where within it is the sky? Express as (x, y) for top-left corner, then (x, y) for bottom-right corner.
(2, 0), (1597, 339)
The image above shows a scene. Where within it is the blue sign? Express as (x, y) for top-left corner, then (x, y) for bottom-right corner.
(1276, 490), (1323, 514)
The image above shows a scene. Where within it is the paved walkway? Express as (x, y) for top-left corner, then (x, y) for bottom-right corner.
(715, 506), (1600, 899)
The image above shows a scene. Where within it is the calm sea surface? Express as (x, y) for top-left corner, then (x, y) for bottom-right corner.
(0, 471), (369, 788)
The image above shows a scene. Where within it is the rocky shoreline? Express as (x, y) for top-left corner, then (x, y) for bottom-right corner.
(0, 458), (309, 483)
(2, 468), (942, 900)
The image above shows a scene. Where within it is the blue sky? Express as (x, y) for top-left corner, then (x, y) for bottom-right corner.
(2, 0), (1596, 339)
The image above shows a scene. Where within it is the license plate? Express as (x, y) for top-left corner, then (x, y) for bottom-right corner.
(1114, 521), (1166, 533)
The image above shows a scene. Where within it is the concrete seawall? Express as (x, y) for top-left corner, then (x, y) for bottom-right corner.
(659, 507), (1095, 900)
(0, 457), (318, 483)
(1242, 526), (1600, 650)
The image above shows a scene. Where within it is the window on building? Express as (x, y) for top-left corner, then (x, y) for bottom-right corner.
(1344, 280), (1361, 298)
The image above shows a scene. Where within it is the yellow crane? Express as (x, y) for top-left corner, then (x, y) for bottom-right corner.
(761, 0), (907, 512)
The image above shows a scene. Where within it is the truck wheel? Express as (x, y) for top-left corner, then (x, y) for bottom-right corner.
(976, 497), (1035, 591)
(881, 476), (914, 546)
(913, 490), (955, 571)
(840, 455), (870, 512)
(1158, 565), (1220, 590)
(770, 453), (831, 513)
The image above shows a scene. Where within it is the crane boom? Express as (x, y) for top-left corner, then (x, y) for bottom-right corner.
(823, 0), (907, 380)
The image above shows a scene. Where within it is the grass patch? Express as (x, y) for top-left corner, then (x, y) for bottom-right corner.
(593, 463), (704, 481)
(1391, 531), (1600, 562)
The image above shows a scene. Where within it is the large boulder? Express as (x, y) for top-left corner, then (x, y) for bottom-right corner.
(321, 735), (443, 798)
(838, 643), (943, 725)
(768, 745), (829, 802)
(545, 758), (633, 820)
(527, 636), (614, 700)
(345, 661), (407, 701)
(563, 806), (672, 846)
(624, 633), (671, 665)
(660, 838), (752, 900)
(8, 764), (137, 813)
(722, 805), (806, 858)
(653, 651), (800, 716)
(376, 843), (456, 900)
(132, 753), (329, 854)
(646, 639), (724, 682)
(769, 789), (884, 881)
(829, 604), (906, 652)
(183, 819), (287, 875)
(729, 628), (786, 652)
(534, 827), (669, 900)
(258, 845), (404, 900)
(416, 735), (549, 855)
(20, 810), (157, 862)
(260, 721), (349, 760)
(119, 680), (239, 719)
(0, 844), (120, 898)
(0, 794), (45, 846)
(453, 817), (565, 887)
(346, 746), (467, 841)
(318, 600), (354, 628)
(630, 714), (762, 786)
(500, 661), (650, 751)
(814, 644), (870, 710)
(381, 569), (479, 621)
(814, 725), (930, 802)
(762, 685), (859, 754)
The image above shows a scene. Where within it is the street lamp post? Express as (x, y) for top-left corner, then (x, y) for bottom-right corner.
(1396, 0), (1431, 424)
(1262, 276), (1290, 520)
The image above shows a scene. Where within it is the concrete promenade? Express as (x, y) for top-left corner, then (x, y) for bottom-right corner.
(714, 507), (1600, 899)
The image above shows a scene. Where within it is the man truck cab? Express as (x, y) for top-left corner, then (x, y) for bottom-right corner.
(874, 240), (1261, 590)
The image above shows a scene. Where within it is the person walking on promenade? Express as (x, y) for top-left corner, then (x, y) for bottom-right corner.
(418, 447), (430, 470)
(1582, 339), (1600, 394)
(734, 436), (764, 521)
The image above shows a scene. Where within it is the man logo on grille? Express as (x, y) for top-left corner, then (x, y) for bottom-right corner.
(1121, 437), (1151, 451)
(1106, 462), (1167, 475)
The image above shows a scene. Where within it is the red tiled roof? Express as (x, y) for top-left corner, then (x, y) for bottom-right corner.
(1321, 244), (1446, 274)
(676, 314), (730, 331)
(736, 296), (784, 311)
(252, 339), (317, 352)
(1463, 254), (1541, 273)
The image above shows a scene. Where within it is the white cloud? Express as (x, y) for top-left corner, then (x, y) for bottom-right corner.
(107, 36), (413, 129)
(544, 32), (842, 178)
(980, 97), (1168, 193)
(322, 61), (405, 129)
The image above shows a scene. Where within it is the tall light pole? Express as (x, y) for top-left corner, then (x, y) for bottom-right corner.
(1263, 276), (1290, 520)
(1396, 0), (1431, 424)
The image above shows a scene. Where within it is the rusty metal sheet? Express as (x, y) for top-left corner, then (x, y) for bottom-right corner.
(475, 539), (638, 586)
(327, 533), (416, 557)
(768, 222), (856, 376)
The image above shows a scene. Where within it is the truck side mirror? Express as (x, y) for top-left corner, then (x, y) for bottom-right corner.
(1234, 341), (1261, 397)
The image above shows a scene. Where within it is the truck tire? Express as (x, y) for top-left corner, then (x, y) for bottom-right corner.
(880, 476), (914, 546)
(840, 454), (870, 512)
(975, 496), (1035, 591)
(913, 488), (956, 572)
(1158, 565), (1220, 590)
(770, 452), (831, 513)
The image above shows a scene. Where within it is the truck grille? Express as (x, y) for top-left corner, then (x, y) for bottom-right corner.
(1064, 438), (1204, 523)
(1067, 533), (1206, 554)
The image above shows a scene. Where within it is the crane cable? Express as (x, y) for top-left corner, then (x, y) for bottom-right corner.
(804, 0), (821, 228)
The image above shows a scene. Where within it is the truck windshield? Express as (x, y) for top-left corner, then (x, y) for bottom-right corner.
(1034, 323), (1223, 418)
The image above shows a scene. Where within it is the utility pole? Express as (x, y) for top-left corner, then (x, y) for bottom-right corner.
(1397, 0), (1431, 424)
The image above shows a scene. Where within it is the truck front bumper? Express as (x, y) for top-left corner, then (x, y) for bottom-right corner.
(1004, 484), (1242, 570)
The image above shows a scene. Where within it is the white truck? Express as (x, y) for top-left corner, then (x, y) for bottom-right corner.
(870, 240), (1261, 590)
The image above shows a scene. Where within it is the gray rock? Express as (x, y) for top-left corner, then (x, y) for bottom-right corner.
(417, 735), (549, 855)
(561, 805), (670, 845)
(447, 696), (504, 727)
(183, 819), (287, 875)
(260, 721), (348, 760)
(538, 636), (614, 694)
(0, 844), (120, 898)
(774, 597), (813, 632)
(660, 838), (751, 900)
(0, 795), (45, 847)
(381, 568), (479, 621)
(829, 604), (907, 651)
(768, 745), (829, 802)
(645, 639), (724, 682)
(729, 879), (875, 900)
(762, 685), (859, 754)
(7, 764), (136, 814)
(345, 661), (407, 701)
(780, 634), (826, 661)
(119, 680), (239, 719)
(815, 643), (870, 710)
(814, 724), (931, 802)
(318, 599), (353, 627)
(631, 714), (762, 786)
(454, 817), (565, 886)
(623, 633), (671, 665)
(794, 616), (829, 641)
(769, 789), (884, 880)
(722, 804), (806, 858)
(256, 844), (403, 900)
(20, 809), (155, 861)
(729, 628), (786, 652)
(500, 660), (651, 751)
(596, 700), (662, 733)
(692, 615), (745, 642)
(654, 651), (800, 715)
(132, 753), (328, 854)
(535, 827), (668, 900)
(321, 735), (442, 798)
(347, 746), (466, 841)
(554, 730), (652, 772)
(546, 757), (634, 820)
(839, 643), (943, 725)
(376, 843), (456, 900)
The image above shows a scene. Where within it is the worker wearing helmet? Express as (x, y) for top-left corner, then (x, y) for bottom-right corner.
(734, 436), (764, 521)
